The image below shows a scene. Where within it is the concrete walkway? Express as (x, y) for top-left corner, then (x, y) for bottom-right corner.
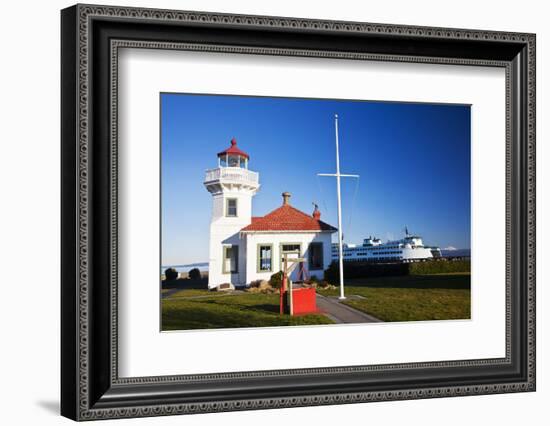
(316, 293), (382, 324)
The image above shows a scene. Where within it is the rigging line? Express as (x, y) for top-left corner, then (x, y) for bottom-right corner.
(316, 173), (330, 215)
(346, 176), (361, 240)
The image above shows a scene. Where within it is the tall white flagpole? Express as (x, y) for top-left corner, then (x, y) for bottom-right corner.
(334, 115), (346, 300)
(318, 114), (359, 300)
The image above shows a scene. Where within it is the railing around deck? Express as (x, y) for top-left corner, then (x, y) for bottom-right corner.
(204, 167), (259, 185)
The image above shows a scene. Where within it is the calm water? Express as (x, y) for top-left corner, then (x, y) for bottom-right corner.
(161, 262), (209, 274)
(441, 249), (471, 258)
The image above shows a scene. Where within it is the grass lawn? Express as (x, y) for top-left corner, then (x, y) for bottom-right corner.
(162, 292), (333, 330)
(318, 273), (471, 322)
(162, 273), (470, 329)
(163, 289), (214, 298)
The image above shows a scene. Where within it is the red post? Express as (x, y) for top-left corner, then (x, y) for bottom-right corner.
(279, 273), (286, 314)
(280, 257), (288, 315)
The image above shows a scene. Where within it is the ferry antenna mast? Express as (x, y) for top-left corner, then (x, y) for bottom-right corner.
(318, 114), (359, 300)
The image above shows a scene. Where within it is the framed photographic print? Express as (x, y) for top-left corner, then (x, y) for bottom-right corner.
(61, 4), (536, 421)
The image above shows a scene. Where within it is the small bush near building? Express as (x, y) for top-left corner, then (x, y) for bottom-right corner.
(317, 280), (328, 288)
(269, 271), (284, 289)
(249, 279), (271, 289)
(188, 267), (201, 281)
(304, 275), (320, 288)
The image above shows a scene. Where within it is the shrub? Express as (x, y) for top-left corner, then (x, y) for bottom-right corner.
(318, 280), (331, 289)
(325, 262), (408, 282)
(269, 271), (284, 289)
(324, 259), (471, 280)
(249, 279), (270, 289)
(409, 260), (470, 275)
(324, 261), (408, 281)
(164, 267), (178, 281)
(188, 267), (201, 281)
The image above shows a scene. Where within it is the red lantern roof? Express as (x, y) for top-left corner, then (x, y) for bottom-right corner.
(217, 138), (250, 160)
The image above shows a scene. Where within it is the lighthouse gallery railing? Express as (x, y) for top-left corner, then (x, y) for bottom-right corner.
(204, 167), (259, 185)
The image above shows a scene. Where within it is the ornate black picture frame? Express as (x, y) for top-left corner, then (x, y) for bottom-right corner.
(61, 4), (536, 421)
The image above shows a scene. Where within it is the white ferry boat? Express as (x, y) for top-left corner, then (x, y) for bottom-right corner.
(332, 229), (442, 263)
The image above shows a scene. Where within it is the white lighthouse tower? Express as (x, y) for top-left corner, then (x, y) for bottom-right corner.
(204, 138), (260, 288)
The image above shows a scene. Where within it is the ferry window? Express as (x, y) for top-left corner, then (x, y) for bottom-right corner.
(308, 243), (323, 271)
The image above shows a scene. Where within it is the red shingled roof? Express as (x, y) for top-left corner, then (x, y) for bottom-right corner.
(241, 204), (337, 232)
(217, 138), (250, 159)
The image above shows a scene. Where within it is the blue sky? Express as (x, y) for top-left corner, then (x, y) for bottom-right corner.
(161, 93), (471, 266)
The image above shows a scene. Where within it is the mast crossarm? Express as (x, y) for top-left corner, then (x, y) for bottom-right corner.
(318, 173), (359, 178)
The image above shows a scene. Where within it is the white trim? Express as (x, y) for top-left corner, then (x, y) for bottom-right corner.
(240, 230), (336, 234)
(119, 47), (505, 378)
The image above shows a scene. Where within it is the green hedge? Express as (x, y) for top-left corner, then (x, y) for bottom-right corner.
(324, 261), (409, 282)
(325, 259), (470, 281)
(409, 260), (470, 275)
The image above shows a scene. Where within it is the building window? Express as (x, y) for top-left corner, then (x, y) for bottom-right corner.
(223, 245), (238, 274)
(280, 243), (301, 269)
(282, 244), (301, 253)
(257, 244), (273, 272)
(228, 155), (239, 167)
(308, 243), (323, 271)
(226, 198), (237, 217)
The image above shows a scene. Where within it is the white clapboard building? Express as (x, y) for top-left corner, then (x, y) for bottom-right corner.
(203, 138), (337, 289)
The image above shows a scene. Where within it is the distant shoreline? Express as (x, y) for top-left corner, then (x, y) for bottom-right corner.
(161, 250), (470, 274)
(161, 263), (209, 274)
(441, 249), (471, 258)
